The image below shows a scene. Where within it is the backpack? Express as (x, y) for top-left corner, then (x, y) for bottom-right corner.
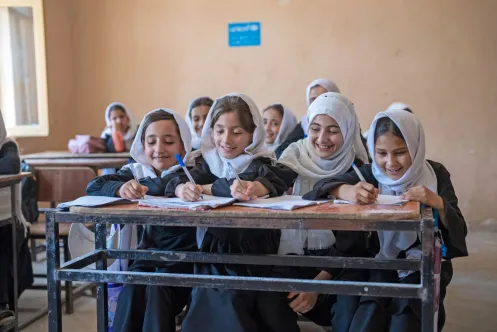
(21, 161), (39, 223)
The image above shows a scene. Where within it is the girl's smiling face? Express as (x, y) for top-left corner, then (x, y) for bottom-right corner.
(212, 111), (253, 159)
(143, 119), (185, 172)
(308, 114), (344, 158)
(374, 132), (412, 180)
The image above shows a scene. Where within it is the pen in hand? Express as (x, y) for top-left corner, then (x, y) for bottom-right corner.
(227, 161), (251, 200)
(352, 162), (378, 204)
(175, 154), (203, 199)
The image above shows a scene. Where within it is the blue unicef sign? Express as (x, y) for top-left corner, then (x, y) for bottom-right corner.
(228, 22), (261, 47)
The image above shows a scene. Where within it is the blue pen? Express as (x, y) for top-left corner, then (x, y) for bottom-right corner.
(175, 154), (203, 199)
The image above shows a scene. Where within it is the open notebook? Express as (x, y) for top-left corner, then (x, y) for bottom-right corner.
(138, 195), (237, 210)
(334, 194), (408, 206)
(234, 195), (332, 211)
(57, 196), (131, 210)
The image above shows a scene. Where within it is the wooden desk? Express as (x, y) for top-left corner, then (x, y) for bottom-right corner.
(21, 151), (130, 159)
(22, 158), (130, 169)
(46, 202), (436, 332)
(0, 172), (33, 332)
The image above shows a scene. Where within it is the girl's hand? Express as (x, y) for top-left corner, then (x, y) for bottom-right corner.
(400, 186), (444, 210)
(176, 183), (204, 202)
(230, 180), (257, 201)
(287, 292), (318, 314)
(334, 182), (378, 204)
(118, 180), (148, 199)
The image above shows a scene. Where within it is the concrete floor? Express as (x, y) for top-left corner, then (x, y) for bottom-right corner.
(18, 227), (497, 332)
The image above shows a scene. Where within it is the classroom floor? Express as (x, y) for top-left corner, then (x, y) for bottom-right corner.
(17, 224), (497, 332)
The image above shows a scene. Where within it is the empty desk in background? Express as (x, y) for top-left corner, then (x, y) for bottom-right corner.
(46, 201), (437, 332)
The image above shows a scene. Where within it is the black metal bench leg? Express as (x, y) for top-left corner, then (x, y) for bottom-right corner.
(63, 237), (74, 314)
(30, 238), (38, 262)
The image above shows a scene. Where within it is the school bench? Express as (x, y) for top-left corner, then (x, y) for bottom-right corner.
(45, 202), (438, 332)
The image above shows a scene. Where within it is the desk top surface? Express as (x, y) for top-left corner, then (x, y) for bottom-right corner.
(21, 151), (130, 160)
(22, 157), (129, 168)
(68, 201), (421, 221)
(0, 172), (33, 184)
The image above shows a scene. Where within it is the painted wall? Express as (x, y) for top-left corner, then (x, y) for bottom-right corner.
(20, 0), (497, 222)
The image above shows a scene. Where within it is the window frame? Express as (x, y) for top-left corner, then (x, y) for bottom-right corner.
(0, 0), (48, 137)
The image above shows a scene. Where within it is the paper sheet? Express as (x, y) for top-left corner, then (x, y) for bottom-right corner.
(334, 194), (408, 206)
(57, 196), (131, 210)
(234, 195), (331, 211)
(138, 194), (237, 210)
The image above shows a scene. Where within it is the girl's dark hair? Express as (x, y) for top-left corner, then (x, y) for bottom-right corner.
(189, 97), (214, 119)
(141, 111), (180, 142)
(403, 107), (413, 113)
(374, 117), (405, 143)
(263, 104), (284, 118)
(210, 96), (256, 133)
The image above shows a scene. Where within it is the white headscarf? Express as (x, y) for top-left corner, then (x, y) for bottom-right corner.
(302, 78), (341, 134)
(200, 93), (275, 179)
(367, 109), (437, 262)
(263, 104), (298, 152)
(100, 102), (138, 151)
(362, 102), (413, 138)
(305, 78), (341, 107)
(278, 93), (368, 255)
(0, 110), (29, 230)
(123, 108), (200, 179)
(185, 97), (213, 150)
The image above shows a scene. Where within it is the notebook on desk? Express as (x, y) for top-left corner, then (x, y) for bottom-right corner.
(57, 196), (131, 210)
(334, 194), (408, 206)
(138, 195), (237, 210)
(234, 195), (332, 211)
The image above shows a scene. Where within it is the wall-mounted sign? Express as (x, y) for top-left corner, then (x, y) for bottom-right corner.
(228, 22), (261, 47)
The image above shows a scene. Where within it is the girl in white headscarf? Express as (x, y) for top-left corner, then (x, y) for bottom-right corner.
(0, 110), (33, 316)
(275, 78), (341, 158)
(262, 103), (297, 152)
(311, 109), (468, 332)
(171, 93), (290, 332)
(362, 101), (413, 139)
(256, 92), (370, 332)
(185, 96), (214, 150)
(100, 102), (138, 153)
(87, 109), (201, 332)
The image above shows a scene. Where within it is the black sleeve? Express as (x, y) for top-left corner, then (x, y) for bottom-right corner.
(274, 123), (305, 159)
(0, 141), (21, 174)
(86, 167), (135, 197)
(303, 162), (377, 200)
(430, 161), (468, 259)
(211, 158), (289, 197)
(165, 158), (218, 196)
(103, 134), (116, 153)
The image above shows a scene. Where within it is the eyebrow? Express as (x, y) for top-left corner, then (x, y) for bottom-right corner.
(310, 122), (340, 129)
(146, 134), (176, 139)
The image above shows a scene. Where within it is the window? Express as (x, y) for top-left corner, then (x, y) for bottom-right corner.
(0, 0), (48, 137)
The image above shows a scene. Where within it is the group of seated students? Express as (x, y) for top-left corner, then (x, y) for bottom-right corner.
(0, 77), (468, 332)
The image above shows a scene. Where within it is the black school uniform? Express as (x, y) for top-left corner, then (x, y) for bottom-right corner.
(0, 141), (34, 310)
(274, 123), (305, 159)
(166, 157), (289, 332)
(86, 164), (198, 332)
(311, 160), (468, 332)
(254, 159), (373, 332)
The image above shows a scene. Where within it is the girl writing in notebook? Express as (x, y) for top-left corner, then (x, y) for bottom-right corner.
(256, 92), (371, 332)
(185, 96), (214, 150)
(168, 93), (289, 332)
(311, 108), (468, 331)
(262, 103), (297, 153)
(0, 110), (33, 326)
(275, 78), (340, 158)
(87, 109), (200, 332)
(100, 102), (138, 153)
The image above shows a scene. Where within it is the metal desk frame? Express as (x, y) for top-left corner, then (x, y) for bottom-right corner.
(45, 205), (436, 332)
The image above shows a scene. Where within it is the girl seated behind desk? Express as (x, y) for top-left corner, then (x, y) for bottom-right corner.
(100, 102), (138, 153)
(169, 93), (290, 332)
(262, 103), (297, 153)
(311, 108), (468, 331)
(0, 110), (33, 323)
(256, 92), (371, 332)
(87, 108), (200, 332)
(186, 96), (214, 150)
